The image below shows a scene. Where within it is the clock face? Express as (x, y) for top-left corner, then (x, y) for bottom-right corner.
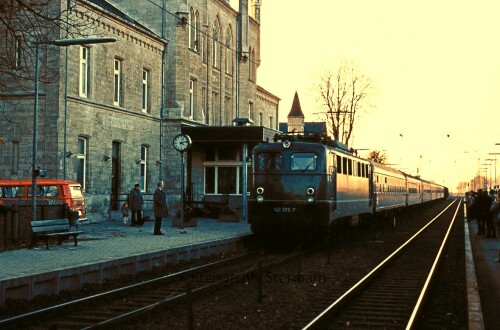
(173, 134), (192, 152)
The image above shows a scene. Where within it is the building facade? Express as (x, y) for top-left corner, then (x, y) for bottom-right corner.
(0, 0), (279, 221)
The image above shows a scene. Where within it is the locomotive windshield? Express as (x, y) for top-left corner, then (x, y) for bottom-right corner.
(258, 152), (283, 171)
(256, 151), (318, 171)
(291, 153), (317, 171)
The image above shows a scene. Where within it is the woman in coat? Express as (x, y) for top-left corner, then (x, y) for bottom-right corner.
(129, 184), (144, 226)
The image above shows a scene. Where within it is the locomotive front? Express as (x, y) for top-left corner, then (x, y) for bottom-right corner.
(248, 140), (331, 239)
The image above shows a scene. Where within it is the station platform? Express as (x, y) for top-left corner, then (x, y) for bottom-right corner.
(0, 217), (252, 307)
(466, 220), (500, 330)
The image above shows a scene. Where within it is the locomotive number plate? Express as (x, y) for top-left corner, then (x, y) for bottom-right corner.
(273, 207), (296, 213)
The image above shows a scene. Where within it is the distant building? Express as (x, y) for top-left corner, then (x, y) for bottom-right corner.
(279, 92), (327, 136)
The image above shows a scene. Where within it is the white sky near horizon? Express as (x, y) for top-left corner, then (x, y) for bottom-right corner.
(232, 0), (500, 192)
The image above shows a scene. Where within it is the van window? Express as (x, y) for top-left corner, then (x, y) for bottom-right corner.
(28, 185), (59, 197)
(70, 185), (84, 197)
(0, 186), (24, 198)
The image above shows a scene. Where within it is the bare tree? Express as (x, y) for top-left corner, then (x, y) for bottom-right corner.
(0, 0), (94, 101)
(367, 150), (387, 164)
(316, 59), (375, 146)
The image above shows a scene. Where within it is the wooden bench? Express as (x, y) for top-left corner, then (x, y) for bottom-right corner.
(30, 219), (83, 250)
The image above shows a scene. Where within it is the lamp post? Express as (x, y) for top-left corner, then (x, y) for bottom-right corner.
(479, 167), (489, 189)
(486, 157), (497, 188)
(32, 37), (116, 222)
(481, 163), (493, 188)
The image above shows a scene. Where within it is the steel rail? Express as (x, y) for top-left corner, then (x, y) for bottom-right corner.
(302, 198), (459, 329)
(406, 199), (462, 329)
(80, 252), (301, 329)
(0, 251), (259, 328)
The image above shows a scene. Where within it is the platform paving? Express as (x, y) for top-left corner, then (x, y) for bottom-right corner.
(0, 218), (252, 307)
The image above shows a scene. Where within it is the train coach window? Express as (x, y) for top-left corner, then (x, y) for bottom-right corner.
(337, 155), (342, 174)
(347, 159), (352, 175)
(291, 153), (317, 171)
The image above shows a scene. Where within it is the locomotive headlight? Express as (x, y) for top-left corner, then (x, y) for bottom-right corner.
(256, 187), (264, 202)
(306, 187), (315, 203)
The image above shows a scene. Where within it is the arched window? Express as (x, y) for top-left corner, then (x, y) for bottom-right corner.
(188, 8), (194, 49)
(212, 18), (221, 68)
(248, 47), (253, 80)
(194, 11), (200, 51)
(225, 26), (233, 75)
(189, 8), (199, 51)
(251, 48), (256, 81)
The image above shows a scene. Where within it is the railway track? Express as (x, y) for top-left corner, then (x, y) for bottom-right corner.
(301, 199), (461, 329)
(0, 199), (466, 329)
(0, 250), (302, 329)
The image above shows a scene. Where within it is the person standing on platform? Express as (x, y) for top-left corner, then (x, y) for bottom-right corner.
(129, 183), (144, 227)
(464, 192), (472, 222)
(153, 181), (168, 235)
(486, 189), (497, 238)
(121, 201), (129, 225)
(490, 191), (500, 262)
(471, 189), (490, 235)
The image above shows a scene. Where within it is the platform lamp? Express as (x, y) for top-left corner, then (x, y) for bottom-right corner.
(486, 155), (499, 188)
(481, 163), (493, 188)
(32, 37), (116, 222)
(479, 167), (489, 189)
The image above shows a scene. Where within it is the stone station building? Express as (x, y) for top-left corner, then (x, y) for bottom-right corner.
(0, 0), (280, 221)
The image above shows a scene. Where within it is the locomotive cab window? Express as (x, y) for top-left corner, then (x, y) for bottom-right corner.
(257, 152), (282, 170)
(291, 153), (317, 171)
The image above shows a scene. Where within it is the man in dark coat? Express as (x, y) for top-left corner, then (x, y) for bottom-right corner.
(471, 189), (493, 235)
(153, 181), (168, 235)
(129, 183), (144, 227)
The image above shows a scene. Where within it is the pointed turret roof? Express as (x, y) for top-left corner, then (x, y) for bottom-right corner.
(288, 91), (304, 118)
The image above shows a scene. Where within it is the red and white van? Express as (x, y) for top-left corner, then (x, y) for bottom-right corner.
(0, 179), (87, 221)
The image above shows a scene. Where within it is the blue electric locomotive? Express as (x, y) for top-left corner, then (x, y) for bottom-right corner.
(248, 133), (447, 238)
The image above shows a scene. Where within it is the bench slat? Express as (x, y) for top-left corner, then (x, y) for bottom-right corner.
(42, 232), (82, 237)
(31, 219), (69, 226)
(32, 226), (70, 233)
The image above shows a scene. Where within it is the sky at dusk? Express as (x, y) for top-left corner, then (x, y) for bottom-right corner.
(246, 0), (500, 192)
